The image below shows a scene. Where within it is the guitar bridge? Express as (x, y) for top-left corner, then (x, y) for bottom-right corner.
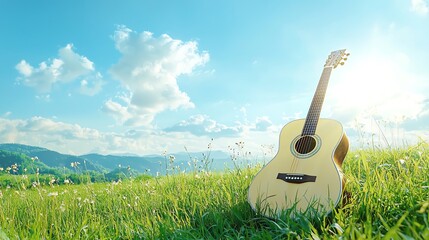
(277, 173), (316, 184)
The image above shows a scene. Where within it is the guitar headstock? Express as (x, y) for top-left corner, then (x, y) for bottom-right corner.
(324, 49), (350, 68)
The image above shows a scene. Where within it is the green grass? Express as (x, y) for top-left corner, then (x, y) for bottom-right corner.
(0, 142), (428, 239)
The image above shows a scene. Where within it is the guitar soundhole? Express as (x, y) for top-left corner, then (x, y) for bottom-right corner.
(295, 136), (317, 154)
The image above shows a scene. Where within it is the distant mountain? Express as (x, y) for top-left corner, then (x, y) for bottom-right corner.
(80, 153), (162, 173)
(0, 149), (55, 175)
(80, 150), (232, 174)
(0, 143), (47, 155)
(0, 143), (234, 175)
(0, 143), (101, 172)
(166, 150), (232, 172)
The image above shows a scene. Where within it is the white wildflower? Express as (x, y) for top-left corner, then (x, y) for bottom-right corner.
(378, 163), (391, 168)
(48, 192), (58, 197)
(169, 155), (175, 163)
(71, 162), (80, 168)
(49, 178), (56, 186)
(60, 203), (66, 212)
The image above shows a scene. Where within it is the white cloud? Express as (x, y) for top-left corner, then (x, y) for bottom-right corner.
(16, 44), (101, 94)
(253, 116), (274, 131)
(0, 115), (285, 157)
(79, 73), (104, 96)
(164, 115), (243, 138)
(17, 116), (101, 140)
(15, 60), (33, 76)
(410, 0), (428, 15)
(0, 117), (102, 154)
(57, 44), (94, 82)
(35, 94), (51, 102)
(16, 60), (59, 93)
(0, 116), (217, 155)
(164, 114), (281, 143)
(401, 100), (429, 131)
(105, 26), (209, 126)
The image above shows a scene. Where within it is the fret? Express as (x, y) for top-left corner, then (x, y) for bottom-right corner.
(300, 49), (348, 136)
(302, 67), (333, 136)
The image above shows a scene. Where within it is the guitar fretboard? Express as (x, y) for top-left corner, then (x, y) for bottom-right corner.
(301, 66), (333, 136)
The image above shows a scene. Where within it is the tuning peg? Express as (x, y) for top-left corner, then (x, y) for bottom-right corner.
(340, 61), (345, 65)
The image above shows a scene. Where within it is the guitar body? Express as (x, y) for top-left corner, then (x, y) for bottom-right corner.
(248, 118), (349, 216)
(248, 49), (350, 217)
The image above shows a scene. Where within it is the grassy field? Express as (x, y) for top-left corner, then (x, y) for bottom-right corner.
(0, 142), (428, 239)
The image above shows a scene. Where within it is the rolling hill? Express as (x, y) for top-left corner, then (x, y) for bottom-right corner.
(0, 143), (232, 175)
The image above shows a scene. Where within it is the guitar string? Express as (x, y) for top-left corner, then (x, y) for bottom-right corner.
(293, 75), (320, 172)
(291, 64), (332, 173)
(291, 66), (331, 173)
(294, 89), (319, 173)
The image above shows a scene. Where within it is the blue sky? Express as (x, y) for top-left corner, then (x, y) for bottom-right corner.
(1, 0), (429, 156)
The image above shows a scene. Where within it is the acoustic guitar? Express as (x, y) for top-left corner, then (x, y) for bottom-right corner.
(248, 49), (350, 217)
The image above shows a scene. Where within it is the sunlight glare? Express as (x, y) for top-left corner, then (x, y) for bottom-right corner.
(327, 52), (425, 126)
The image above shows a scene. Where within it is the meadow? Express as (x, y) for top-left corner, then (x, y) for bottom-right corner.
(0, 142), (428, 239)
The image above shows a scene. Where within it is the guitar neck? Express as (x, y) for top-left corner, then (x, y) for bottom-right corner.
(302, 66), (333, 136)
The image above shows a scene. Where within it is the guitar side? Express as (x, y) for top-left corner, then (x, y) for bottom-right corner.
(247, 118), (349, 216)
